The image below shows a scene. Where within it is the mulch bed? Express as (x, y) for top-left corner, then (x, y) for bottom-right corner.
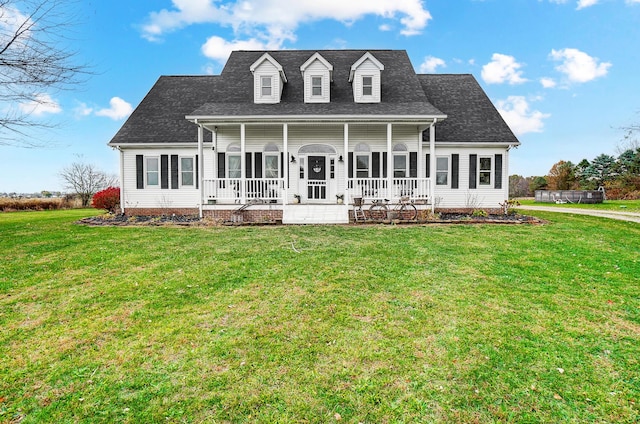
(78, 213), (545, 227)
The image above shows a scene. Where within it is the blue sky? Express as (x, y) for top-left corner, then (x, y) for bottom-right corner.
(2, 0), (639, 193)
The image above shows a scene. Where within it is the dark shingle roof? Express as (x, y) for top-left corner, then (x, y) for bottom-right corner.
(189, 50), (444, 117)
(109, 51), (519, 146)
(418, 74), (519, 144)
(109, 76), (219, 145)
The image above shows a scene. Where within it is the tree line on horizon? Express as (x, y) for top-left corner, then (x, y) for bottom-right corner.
(510, 145), (640, 200)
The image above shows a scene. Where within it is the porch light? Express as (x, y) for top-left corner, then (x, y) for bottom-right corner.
(290, 155), (296, 163)
(338, 155), (343, 162)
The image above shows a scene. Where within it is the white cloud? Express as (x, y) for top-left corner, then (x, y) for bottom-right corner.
(379, 24), (391, 31)
(495, 96), (550, 136)
(550, 48), (611, 83)
(141, 0), (432, 48)
(627, 0), (640, 4)
(540, 77), (557, 88)
(74, 102), (94, 118)
(19, 94), (62, 116)
(576, 0), (599, 8)
(95, 97), (133, 120)
(481, 53), (527, 85)
(201, 36), (271, 62)
(419, 56), (446, 73)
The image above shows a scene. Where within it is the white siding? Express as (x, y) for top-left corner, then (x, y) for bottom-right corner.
(352, 59), (382, 103)
(122, 148), (200, 209)
(430, 146), (510, 209)
(303, 60), (330, 103)
(253, 61), (282, 104)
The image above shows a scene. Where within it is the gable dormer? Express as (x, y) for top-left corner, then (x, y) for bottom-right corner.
(250, 53), (287, 104)
(348, 52), (384, 104)
(300, 52), (333, 103)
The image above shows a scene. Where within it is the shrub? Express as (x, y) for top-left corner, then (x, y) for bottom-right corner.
(471, 209), (488, 217)
(91, 187), (120, 213)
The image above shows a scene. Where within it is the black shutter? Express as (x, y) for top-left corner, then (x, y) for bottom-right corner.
(195, 155), (199, 189)
(409, 152), (417, 178)
(170, 155), (178, 189)
(451, 154), (459, 189)
(245, 152), (252, 179)
(348, 152), (353, 178)
(382, 153), (387, 178)
(495, 154), (503, 189)
(372, 152), (380, 178)
(217, 153), (225, 178)
(426, 154), (430, 178)
(136, 155), (144, 189)
(254, 152), (262, 178)
(469, 154), (477, 189)
(280, 152), (284, 178)
(161, 155), (169, 189)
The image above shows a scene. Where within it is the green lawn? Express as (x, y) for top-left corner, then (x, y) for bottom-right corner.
(1, 209), (639, 423)
(517, 198), (640, 212)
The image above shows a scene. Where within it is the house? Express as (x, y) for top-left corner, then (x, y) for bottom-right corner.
(108, 49), (520, 224)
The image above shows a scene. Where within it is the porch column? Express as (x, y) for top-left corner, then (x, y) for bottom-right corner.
(213, 126), (218, 181)
(240, 123), (246, 204)
(283, 123), (288, 205)
(430, 120), (437, 213)
(119, 148), (125, 214)
(417, 126), (424, 179)
(343, 123), (349, 203)
(387, 123), (393, 199)
(198, 124), (204, 218)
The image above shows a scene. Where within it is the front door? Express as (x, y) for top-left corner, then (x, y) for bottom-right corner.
(307, 155), (327, 200)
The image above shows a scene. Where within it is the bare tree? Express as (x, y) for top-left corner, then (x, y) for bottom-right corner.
(0, 0), (88, 147)
(59, 161), (117, 207)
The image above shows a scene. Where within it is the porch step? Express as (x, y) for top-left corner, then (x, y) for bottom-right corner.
(283, 204), (349, 224)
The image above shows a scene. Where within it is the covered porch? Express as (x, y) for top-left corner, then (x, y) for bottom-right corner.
(192, 120), (440, 222)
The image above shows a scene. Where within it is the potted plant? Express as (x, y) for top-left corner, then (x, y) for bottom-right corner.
(336, 194), (344, 204)
(293, 194), (301, 204)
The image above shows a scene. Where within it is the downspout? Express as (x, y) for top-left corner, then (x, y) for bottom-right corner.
(117, 146), (125, 215)
(197, 120), (204, 219)
(429, 119), (437, 213)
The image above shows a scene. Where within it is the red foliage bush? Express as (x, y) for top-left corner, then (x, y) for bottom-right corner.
(91, 187), (120, 213)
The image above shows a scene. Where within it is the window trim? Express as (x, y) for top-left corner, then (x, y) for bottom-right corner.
(478, 156), (493, 186)
(260, 75), (272, 97)
(355, 153), (370, 178)
(436, 156), (449, 187)
(227, 153), (241, 179)
(311, 75), (322, 97)
(180, 156), (195, 187)
(362, 75), (373, 97)
(393, 153), (408, 178)
(145, 157), (159, 187)
(264, 153), (279, 179)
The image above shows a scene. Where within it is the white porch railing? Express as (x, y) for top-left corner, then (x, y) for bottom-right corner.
(349, 178), (431, 202)
(203, 178), (284, 203)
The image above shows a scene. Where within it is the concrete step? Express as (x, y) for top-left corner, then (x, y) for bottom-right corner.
(283, 204), (349, 224)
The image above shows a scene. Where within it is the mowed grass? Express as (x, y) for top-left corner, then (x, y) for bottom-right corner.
(1, 210), (639, 423)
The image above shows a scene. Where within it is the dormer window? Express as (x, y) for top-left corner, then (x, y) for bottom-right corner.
(362, 76), (373, 96)
(311, 76), (322, 96)
(349, 52), (384, 103)
(261, 76), (272, 97)
(250, 53), (286, 104)
(301, 52), (333, 103)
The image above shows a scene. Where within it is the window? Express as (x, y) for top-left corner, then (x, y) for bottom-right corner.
(181, 157), (194, 186)
(393, 155), (407, 178)
(436, 156), (449, 186)
(261, 76), (272, 97)
(356, 155), (369, 178)
(263, 143), (279, 179)
(392, 144), (408, 178)
(227, 143), (241, 179)
(311, 76), (322, 96)
(479, 157), (492, 185)
(146, 157), (159, 186)
(362, 76), (373, 96)
(354, 143), (370, 178)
